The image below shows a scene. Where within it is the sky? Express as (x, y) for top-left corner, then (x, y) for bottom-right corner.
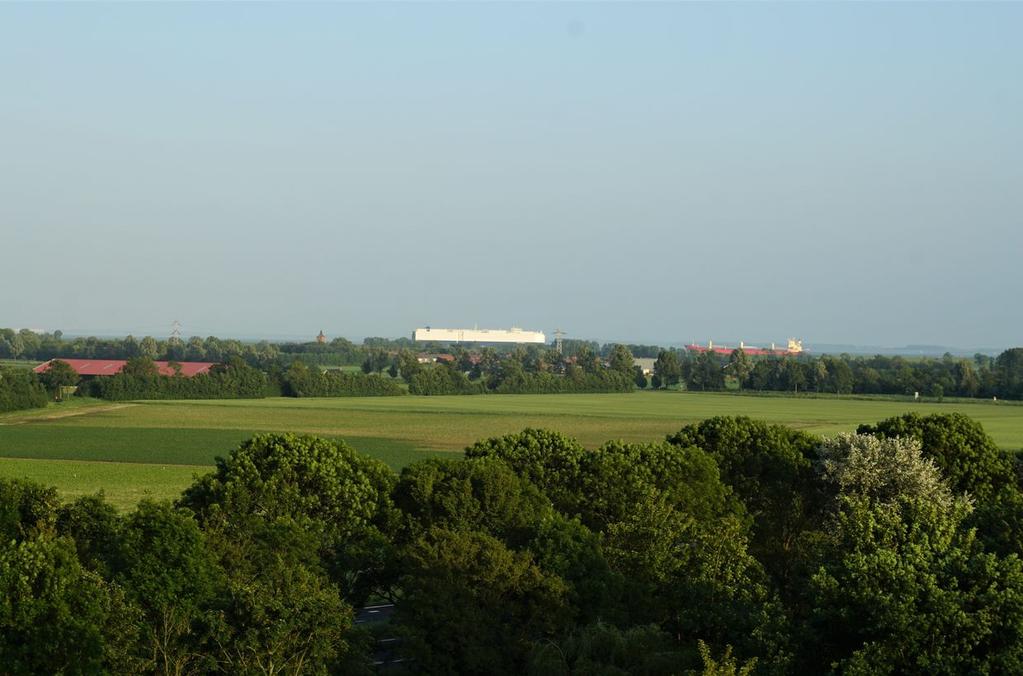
(1, 3), (1021, 349)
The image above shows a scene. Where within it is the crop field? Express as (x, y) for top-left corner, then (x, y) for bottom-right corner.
(2, 391), (1022, 510)
(0, 358), (40, 370)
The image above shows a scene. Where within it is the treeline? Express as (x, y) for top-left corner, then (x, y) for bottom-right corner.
(4, 412), (1023, 673)
(77, 358), (270, 401)
(650, 347), (1023, 400)
(280, 362), (405, 397)
(0, 328), (283, 368)
(401, 343), (636, 395)
(0, 368), (48, 413)
(64, 358), (404, 401)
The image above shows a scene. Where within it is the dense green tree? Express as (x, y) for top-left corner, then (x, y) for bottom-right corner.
(0, 478), (60, 543)
(180, 433), (396, 603)
(602, 489), (775, 660)
(728, 349), (753, 389)
(688, 350), (725, 391)
(395, 527), (569, 674)
(38, 359), (79, 399)
(55, 494), (121, 579)
(115, 501), (225, 674)
(527, 622), (686, 675)
(995, 348), (1023, 399)
(0, 367), (49, 413)
(802, 434), (1023, 674)
(0, 536), (139, 674)
(653, 350), (682, 388)
(465, 428), (588, 515)
(528, 514), (622, 625)
(392, 457), (551, 547)
(576, 440), (738, 532)
(667, 417), (824, 587)
(214, 555), (353, 676)
(396, 348), (422, 381)
(575, 345), (602, 374)
(607, 344), (635, 376)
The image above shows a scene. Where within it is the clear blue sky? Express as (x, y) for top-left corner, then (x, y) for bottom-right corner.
(2, 2), (1020, 348)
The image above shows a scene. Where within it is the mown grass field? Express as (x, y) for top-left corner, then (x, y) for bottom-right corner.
(2, 391), (1022, 510)
(0, 358), (40, 370)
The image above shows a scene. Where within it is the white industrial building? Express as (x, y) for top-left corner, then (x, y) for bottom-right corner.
(413, 327), (546, 345)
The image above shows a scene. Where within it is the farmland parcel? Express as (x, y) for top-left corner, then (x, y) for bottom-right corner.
(1, 391), (1022, 509)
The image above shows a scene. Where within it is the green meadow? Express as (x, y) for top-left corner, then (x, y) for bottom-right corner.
(2, 391), (1022, 509)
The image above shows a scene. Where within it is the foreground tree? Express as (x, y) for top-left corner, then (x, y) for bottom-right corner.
(666, 416), (824, 586)
(180, 433), (396, 595)
(395, 527), (569, 674)
(858, 412), (1023, 554)
(527, 622), (686, 675)
(800, 434), (1023, 674)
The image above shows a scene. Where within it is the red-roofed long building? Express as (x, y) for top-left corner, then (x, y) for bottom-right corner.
(33, 359), (216, 378)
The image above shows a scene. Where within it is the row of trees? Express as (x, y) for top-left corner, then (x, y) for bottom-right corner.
(400, 344), (636, 395)
(0, 328), (284, 368)
(280, 362), (405, 397)
(650, 348), (1023, 400)
(76, 358), (269, 401)
(0, 367), (48, 413)
(4, 412), (1023, 673)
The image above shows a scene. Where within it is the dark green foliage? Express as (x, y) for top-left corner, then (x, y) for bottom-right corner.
(280, 361), (405, 397)
(807, 496), (1023, 674)
(688, 350), (726, 391)
(395, 527), (570, 674)
(180, 433), (395, 550)
(995, 348), (1023, 399)
(607, 344), (635, 376)
(115, 502), (224, 672)
(409, 358), (634, 395)
(38, 359), (78, 397)
(0, 477), (60, 543)
(527, 622), (687, 675)
(667, 417), (825, 585)
(393, 457), (551, 546)
(653, 350), (683, 388)
(179, 432), (396, 605)
(7, 414), (1023, 674)
(55, 494), (121, 578)
(81, 357), (269, 400)
(0, 536), (140, 675)
(408, 363), (486, 395)
(492, 367), (634, 394)
(0, 367), (48, 412)
(528, 514), (622, 625)
(576, 440), (738, 532)
(465, 428), (588, 513)
(215, 554), (353, 676)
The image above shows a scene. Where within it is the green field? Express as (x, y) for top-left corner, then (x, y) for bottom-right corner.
(2, 392), (1022, 509)
(0, 358), (41, 370)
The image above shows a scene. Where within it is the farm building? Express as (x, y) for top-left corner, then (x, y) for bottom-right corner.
(33, 359), (216, 378)
(633, 358), (657, 375)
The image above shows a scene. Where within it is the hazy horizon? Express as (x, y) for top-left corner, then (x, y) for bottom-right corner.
(3, 3), (1021, 348)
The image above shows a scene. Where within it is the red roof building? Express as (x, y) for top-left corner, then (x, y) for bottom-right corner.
(33, 359), (217, 378)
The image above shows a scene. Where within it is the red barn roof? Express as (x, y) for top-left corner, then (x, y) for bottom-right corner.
(33, 359), (216, 377)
